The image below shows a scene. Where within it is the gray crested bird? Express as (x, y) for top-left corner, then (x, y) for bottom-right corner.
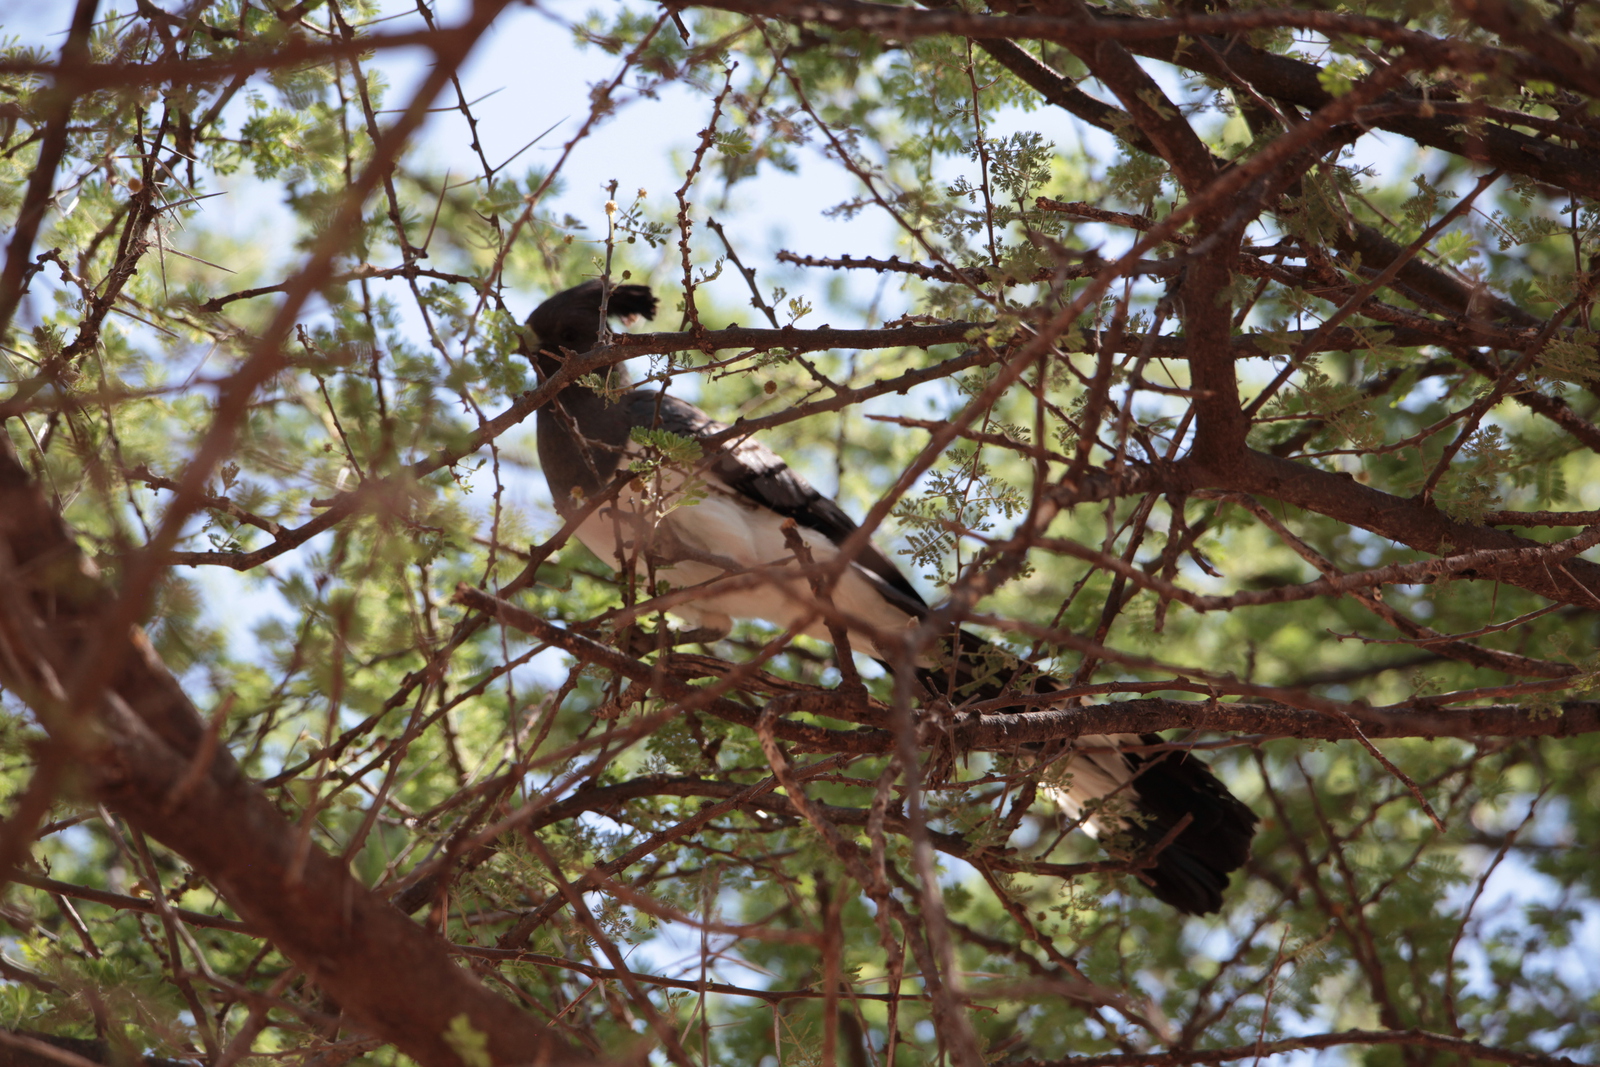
(526, 278), (1256, 914)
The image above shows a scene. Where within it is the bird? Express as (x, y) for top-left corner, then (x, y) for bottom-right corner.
(525, 278), (1256, 915)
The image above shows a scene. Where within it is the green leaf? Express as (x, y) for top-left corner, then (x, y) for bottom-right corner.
(443, 1014), (492, 1067)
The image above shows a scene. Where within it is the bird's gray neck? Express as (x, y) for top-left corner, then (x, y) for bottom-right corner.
(535, 349), (633, 399)
(535, 353), (634, 507)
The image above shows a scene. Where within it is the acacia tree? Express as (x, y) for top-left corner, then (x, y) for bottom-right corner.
(0, 0), (1597, 1064)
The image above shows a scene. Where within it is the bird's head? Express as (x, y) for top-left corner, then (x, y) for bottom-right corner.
(526, 279), (657, 378)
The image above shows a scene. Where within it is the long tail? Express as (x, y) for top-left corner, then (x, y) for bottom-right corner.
(917, 629), (1256, 915)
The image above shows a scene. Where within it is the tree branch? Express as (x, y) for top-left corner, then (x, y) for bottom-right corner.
(1007, 1027), (1596, 1067)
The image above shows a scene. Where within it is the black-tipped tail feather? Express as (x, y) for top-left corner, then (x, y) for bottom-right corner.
(1121, 742), (1257, 914)
(917, 630), (1256, 915)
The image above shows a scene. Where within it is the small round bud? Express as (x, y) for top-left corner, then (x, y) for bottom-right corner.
(127, 176), (143, 193)
(764, 380), (777, 394)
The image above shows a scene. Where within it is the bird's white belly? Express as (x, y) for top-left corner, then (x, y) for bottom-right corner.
(570, 474), (914, 654)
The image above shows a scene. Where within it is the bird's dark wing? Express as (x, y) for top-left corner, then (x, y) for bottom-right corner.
(622, 388), (928, 613)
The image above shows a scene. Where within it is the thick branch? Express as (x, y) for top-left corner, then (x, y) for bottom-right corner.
(0, 0), (97, 351)
(1008, 1027), (1594, 1067)
(0, 423), (581, 1064)
(1231, 450), (1600, 609)
(457, 586), (1600, 745)
(1117, 15), (1600, 200)
(958, 698), (1600, 747)
(1044, 454), (1600, 610)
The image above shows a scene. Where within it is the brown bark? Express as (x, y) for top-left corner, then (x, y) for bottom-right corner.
(457, 585), (1600, 747)
(0, 441), (589, 1067)
(1011, 1027), (1592, 1067)
(0, 1029), (190, 1067)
